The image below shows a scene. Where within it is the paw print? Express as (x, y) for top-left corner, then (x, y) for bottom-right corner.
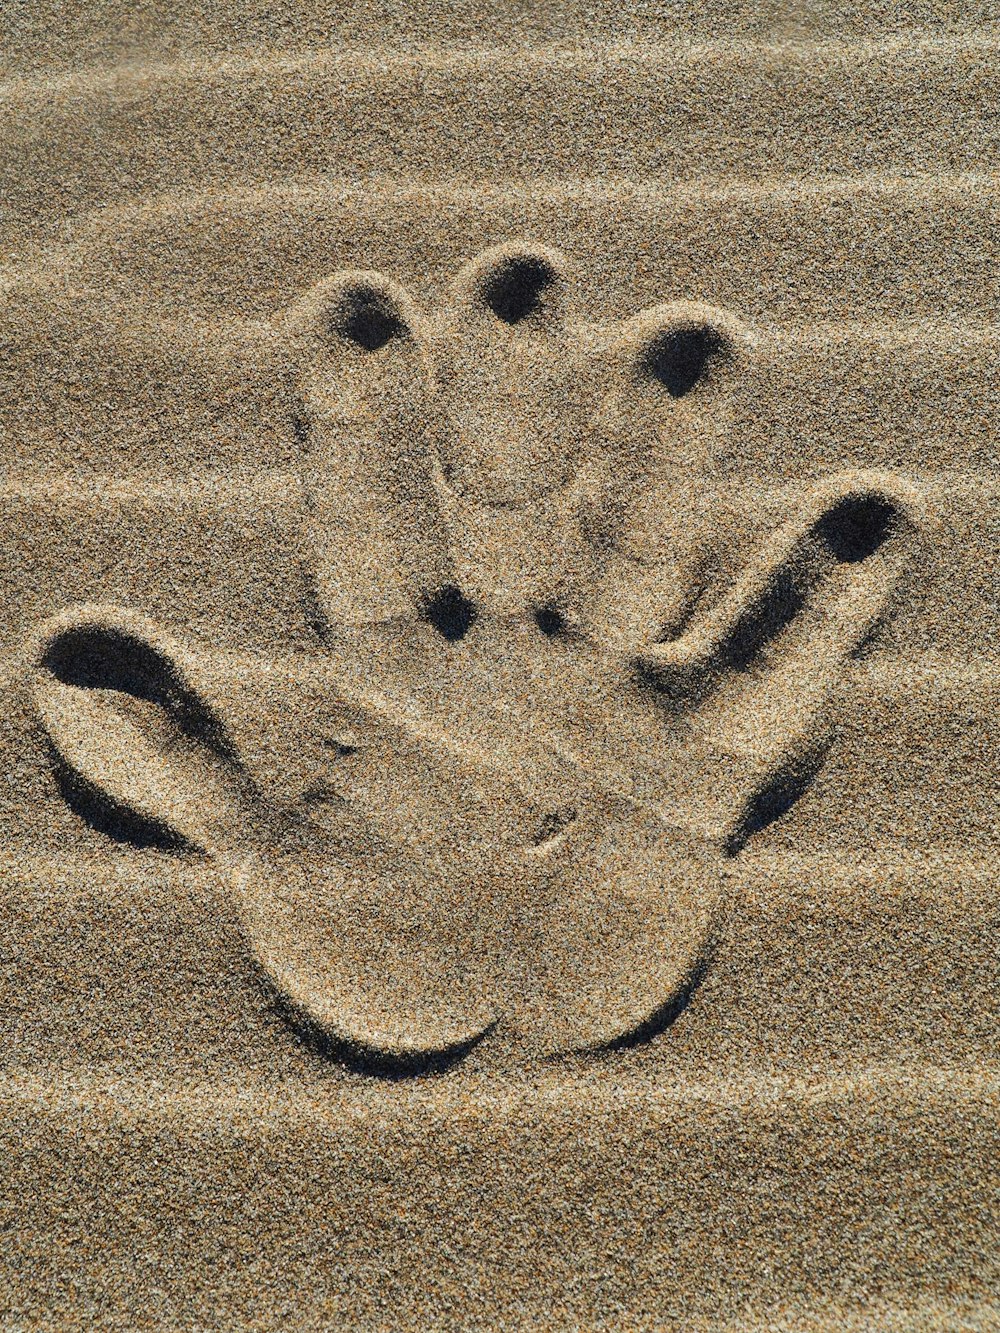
(29, 245), (926, 1071)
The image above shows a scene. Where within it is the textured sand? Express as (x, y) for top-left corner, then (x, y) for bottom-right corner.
(0, 4), (998, 1330)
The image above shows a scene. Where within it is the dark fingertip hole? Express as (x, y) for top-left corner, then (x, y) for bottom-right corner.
(534, 604), (565, 636)
(643, 324), (727, 398)
(42, 625), (236, 760)
(45, 626), (185, 705)
(480, 254), (559, 325)
(422, 585), (477, 642)
(333, 285), (405, 352)
(816, 493), (899, 563)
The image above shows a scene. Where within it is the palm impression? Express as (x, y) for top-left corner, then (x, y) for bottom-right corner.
(30, 244), (924, 1071)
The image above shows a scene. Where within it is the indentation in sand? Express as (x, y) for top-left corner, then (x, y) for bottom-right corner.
(25, 247), (928, 1075)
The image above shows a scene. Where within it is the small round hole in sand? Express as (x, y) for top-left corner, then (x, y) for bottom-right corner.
(422, 585), (477, 642)
(333, 287), (404, 352)
(479, 254), (558, 325)
(534, 605), (565, 636)
(643, 325), (726, 398)
(816, 494), (899, 563)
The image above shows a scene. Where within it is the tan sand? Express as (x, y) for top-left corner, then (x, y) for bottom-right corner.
(0, 4), (997, 1329)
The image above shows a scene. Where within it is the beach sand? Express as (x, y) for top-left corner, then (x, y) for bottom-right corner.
(0, 3), (997, 1328)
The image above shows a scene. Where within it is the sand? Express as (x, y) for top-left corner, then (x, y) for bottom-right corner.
(0, 4), (997, 1329)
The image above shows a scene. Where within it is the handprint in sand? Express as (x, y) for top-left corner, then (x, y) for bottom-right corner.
(29, 244), (925, 1070)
